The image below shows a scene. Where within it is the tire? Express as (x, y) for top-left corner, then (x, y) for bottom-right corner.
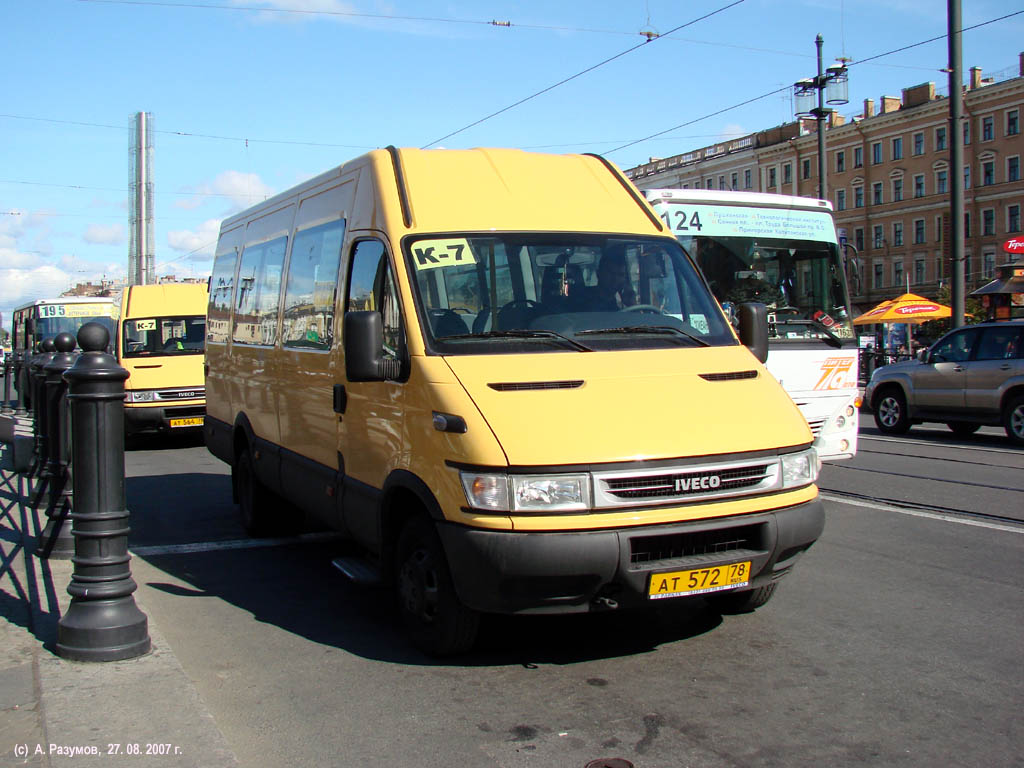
(1003, 395), (1024, 446)
(395, 517), (479, 656)
(234, 448), (278, 537)
(708, 582), (777, 614)
(946, 421), (980, 437)
(873, 387), (911, 434)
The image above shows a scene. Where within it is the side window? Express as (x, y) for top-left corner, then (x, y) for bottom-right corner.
(976, 327), (1022, 361)
(347, 239), (403, 360)
(233, 236), (286, 345)
(281, 219), (345, 350)
(931, 329), (978, 363)
(208, 247), (239, 344)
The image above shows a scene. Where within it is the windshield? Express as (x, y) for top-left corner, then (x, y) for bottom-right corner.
(121, 315), (206, 358)
(36, 315), (117, 348)
(404, 233), (735, 354)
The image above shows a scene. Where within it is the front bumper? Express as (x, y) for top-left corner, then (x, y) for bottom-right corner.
(438, 496), (825, 614)
(124, 403), (205, 435)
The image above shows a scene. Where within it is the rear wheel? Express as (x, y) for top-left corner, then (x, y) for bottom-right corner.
(873, 387), (911, 434)
(395, 517), (479, 656)
(234, 448), (277, 537)
(946, 421), (980, 437)
(708, 583), (777, 614)
(1003, 395), (1024, 446)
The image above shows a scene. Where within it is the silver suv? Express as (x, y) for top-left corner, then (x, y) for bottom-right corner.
(865, 319), (1024, 444)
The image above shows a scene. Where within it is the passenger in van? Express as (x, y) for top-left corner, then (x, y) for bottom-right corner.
(581, 251), (636, 311)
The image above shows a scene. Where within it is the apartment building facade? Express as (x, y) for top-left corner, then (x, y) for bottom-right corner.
(625, 56), (1024, 310)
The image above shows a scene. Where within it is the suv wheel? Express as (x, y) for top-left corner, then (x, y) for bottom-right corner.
(1003, 395), (1024, 446)
(873, 387), (911, 434)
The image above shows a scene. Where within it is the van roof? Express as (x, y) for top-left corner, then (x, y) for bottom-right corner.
(220, 148), (667, 237)
(121, 283), (208, 318)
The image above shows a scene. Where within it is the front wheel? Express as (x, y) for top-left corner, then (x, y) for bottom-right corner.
(234, 448), (277, 537)
(1003, 395), (1024, 446)
(707, 583), (777, 614)
(873, 387), (911, 434)
(396, 517), (480, 656)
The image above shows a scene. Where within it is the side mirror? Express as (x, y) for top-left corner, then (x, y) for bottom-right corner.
(737, 302), (769, 364)
(343, 311), (402, 382)
(917, 348), (928, 362)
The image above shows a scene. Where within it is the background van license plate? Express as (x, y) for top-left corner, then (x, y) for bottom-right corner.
(169, 417), (203, 428)
(648, 561), (751, 599)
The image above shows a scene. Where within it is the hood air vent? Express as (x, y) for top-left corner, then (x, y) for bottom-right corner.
(488, 380), (584, 392)
(699, 371), (758, 382)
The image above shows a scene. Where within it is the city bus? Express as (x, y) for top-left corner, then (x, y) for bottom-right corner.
(642, 189), (859, 461)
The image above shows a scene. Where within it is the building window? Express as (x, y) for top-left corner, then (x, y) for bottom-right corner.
(855, 228), (864, 251)
(784, 164), (793, 185)
(1009, 156), (1020, 182)
(854, 186), (864, 208)
(913, 132), (925, 155)
(983, 252), (996, 277)
(836, 151), (846, 173)
(964, 166), (971, 189)
(982, 116), (994, 141)
(963, 121), (970, 145)
(802, 159), (811, 180)
(854, 146), (863, 168)
(893, 260), (904, 287)
(936, 170), (948, 194)
(982, 209), (995, 236)
(873, 225), (884, 249)
(914, 174), (925, 198)
(914, 259), (926, 285)
(836, 189), (846, 211)
(982, 161), (994, 186)
(893, 178), (903, 202)
(914, 219), (926, 244)
(768, 168), (777, 188)
(872, 142), (883, 164)
(719, 176), (726, 190)
(872, 182), (884, 205)
(873, 262), (884, 288)
(893, 222), (904, 247)
(1008, 109), (1020, 136)
(731, 172), (738, 190)
(892, 137), (903, 160)
(964, 212), (971, 238)
(744, 169), (752, 189)
(1009, 205), (1021, 233)
(936, 127), (947, 151)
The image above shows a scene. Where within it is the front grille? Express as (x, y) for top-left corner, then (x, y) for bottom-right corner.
(807, 418), (826, 438)
(488, 380), (583, 391)
(630, 523), (766, 566)
(156, 387), (205, 401)
(699, 370), (758, 382)
(164, 405), (205, 418)
(593, 457), (780, 508)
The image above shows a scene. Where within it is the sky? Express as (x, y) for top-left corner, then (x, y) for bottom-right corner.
(3, 0), (1022, 330)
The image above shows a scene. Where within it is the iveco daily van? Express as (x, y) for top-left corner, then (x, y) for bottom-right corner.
(119, 283), (208, 435)
(204, 147), (825, 654)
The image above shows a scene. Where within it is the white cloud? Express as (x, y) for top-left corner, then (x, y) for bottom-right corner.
(167, 218), (222, 259)
(0, 247), (42, 270)
(83, 223), (127, 245)
(718, 123), (747, 141)
(0, 264), (73, 308)
(176, 171), (275, 214)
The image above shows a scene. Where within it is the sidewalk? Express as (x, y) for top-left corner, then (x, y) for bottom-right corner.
(1, 413), (239, 767)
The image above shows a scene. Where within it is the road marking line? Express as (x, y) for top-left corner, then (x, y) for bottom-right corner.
(820, 492), (1024, 534)
(860, 434), (1023, 456)
(131, 531), (343, 557)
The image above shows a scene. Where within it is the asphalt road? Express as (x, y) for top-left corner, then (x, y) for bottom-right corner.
(123, 426), (1024, 768)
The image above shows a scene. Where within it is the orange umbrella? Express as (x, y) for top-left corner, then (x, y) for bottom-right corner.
(852, 292), (951, 325)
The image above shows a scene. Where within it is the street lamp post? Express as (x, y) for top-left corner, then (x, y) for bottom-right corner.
(794, 35), (849, 201)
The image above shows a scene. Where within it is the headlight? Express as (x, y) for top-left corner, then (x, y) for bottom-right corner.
(127, 390), (155, 402)
(780, 448), (820, 488)
(460, 472), (591, 513)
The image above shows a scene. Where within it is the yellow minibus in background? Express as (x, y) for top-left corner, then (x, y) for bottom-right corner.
(205, 147), (824, 655)
(118, 283), (207, 435)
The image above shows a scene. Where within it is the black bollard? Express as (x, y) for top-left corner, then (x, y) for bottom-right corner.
(30, 339), (56, 475)
(38, 333), (78, 559)
(2, 353), (13, 414)
(56, 322), (150, 662)
(14, 349), (32, 417)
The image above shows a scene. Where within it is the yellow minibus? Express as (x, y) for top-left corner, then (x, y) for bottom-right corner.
(204, 148), (824, 654)
(118, 283), (207, 435)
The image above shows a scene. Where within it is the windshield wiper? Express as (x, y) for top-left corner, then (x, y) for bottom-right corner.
(576, 325), (710, 347)
(773, 319), (843, 349)
(437, 329), (593, 352)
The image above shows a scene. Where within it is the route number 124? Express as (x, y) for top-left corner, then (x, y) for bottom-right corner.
(659, 210), (703, 232)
